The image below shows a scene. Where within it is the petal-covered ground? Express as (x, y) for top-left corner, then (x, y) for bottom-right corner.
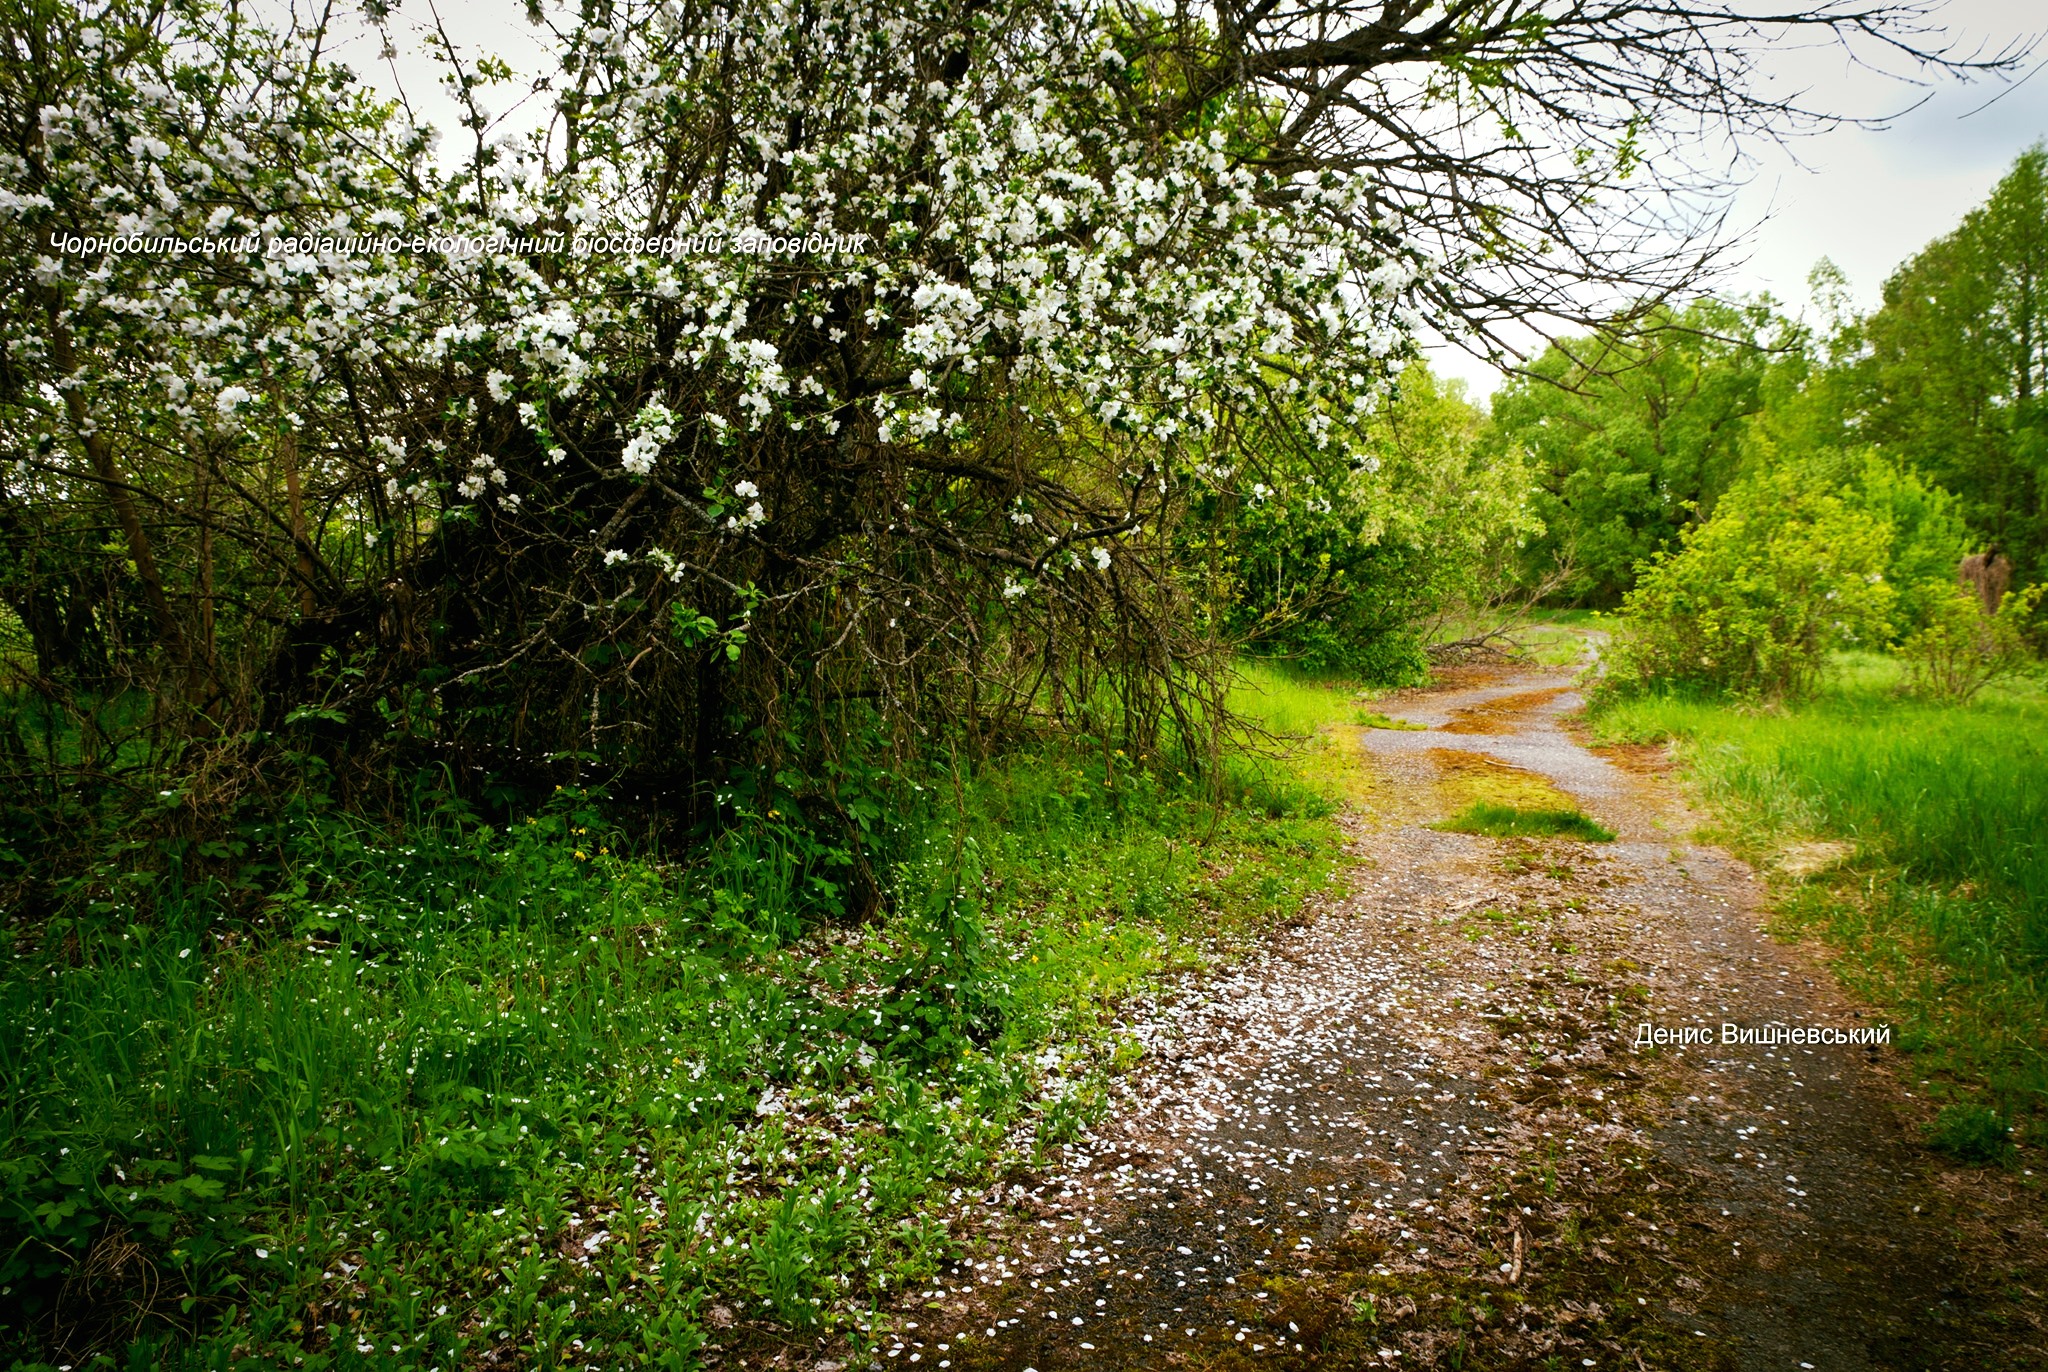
(853, 665), (2047, 1372)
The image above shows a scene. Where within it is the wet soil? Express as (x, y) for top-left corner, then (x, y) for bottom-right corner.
(852, 664), (2048, 1372)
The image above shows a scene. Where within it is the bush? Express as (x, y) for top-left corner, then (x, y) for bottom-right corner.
(1211, 361), (1540, 686)
(1603, 466), (1895, 700)
(1901, 583), (2043, 703)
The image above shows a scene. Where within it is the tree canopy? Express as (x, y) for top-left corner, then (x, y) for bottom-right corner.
(1489, 297), (1798, 603)
(0, 0), (2009, 861)
(1861, 145), (2048, 584)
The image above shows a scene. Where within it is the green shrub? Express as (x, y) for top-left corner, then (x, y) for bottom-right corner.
(1205, 360), (1540, 686)
(1901, 583), (2043, 704)
(1603, 466), (1895, 700)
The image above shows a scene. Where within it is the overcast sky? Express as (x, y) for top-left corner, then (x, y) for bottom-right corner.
(1435, 0), (2048, 397)
(314, 0), (2048, 401)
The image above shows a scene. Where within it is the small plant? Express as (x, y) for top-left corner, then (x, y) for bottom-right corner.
(1925, 1102), (2016, 1165)
(1436, 803), (1616, 842)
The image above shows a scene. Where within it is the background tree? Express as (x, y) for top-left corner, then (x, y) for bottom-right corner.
(1489, 298), (1799, 603)
(0, 0), (2011, 881)
(1861, 145), (2048, 584)
(1201, 360), (1538, 682)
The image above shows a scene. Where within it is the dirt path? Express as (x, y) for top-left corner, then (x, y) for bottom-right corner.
(872, 662), (2048, 1372)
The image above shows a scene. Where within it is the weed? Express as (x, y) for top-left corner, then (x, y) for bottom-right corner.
(0, 727), (1360, 1367)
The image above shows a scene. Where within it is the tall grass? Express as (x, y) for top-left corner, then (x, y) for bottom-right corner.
(1593, 655), (2048, 1121)
(0, 735), (1352, 1368)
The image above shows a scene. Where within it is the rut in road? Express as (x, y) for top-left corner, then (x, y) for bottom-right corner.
(874, 662), (2048, 1372)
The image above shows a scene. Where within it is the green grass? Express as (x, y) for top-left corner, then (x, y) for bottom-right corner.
(1434, 802), (1616, 842)
(1591, 652), (2048, 1134)
(1230, 658), (1362, 736)
(1926, 1103), (2018, 1165)
(0, 741), (1353, 1369)
(1353, 709), (1426, 731)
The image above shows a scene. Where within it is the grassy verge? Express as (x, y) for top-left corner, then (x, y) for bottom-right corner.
(1589, 653), (2048, 1146)
(0, 671), (1365, 1371)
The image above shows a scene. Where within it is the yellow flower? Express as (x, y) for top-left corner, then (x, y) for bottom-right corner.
(574, 850), (587, 861)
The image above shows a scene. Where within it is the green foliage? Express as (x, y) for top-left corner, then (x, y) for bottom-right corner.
(1603, 465), (1896, 700)
(1925, 1103), (2017, 1166)
(0, 713), (1354, 1367)
(1732, 437), (1971, 639)
(1434, 803), (1615, 842)
(1838, 450), (1975, 636)
(1861, 145), (2048, 586)
(1490, 298), (1801, 603)
(1901, 584), (2044, 704)
(1212, 361), (1539, 682)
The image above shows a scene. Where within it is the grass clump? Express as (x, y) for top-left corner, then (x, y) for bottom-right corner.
(1435, 802), (1616, 842)
(1926, 1103), (2018, 1165)
(1353, 709), (1426, 731)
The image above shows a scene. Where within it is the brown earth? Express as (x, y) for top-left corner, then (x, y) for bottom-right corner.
(842, 663), (2048, 1372)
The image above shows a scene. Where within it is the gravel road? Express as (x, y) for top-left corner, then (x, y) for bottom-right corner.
(862, 661), (2046, 1372)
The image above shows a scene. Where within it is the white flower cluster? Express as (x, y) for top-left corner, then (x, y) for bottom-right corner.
(724, 479), (765, 532)
(11, 0), (1434, 603)
(457, 453), (507, 500)
(621, 403), (678, 477)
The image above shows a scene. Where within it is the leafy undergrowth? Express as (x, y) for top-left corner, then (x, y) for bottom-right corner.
(1590, 653), (2048, 1142)
(0, 675), (1365, 1371)
(1434, 803), (1616, 843)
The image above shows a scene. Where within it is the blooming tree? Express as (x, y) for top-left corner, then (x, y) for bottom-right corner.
(0, 0), (2002, 824)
